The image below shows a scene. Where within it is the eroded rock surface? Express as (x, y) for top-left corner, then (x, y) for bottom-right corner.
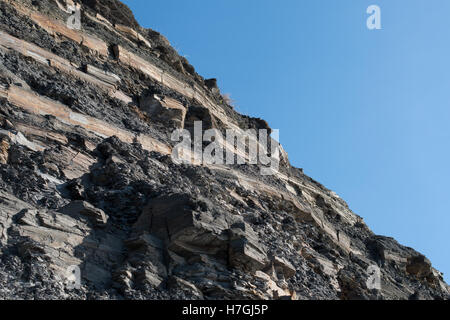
(0, 0), (448, 300)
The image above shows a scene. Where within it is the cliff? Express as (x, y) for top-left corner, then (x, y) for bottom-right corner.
(0, 0), (448, 300)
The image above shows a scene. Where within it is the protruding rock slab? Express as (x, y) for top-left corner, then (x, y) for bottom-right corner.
(59, 201), (108, 226)
(229, 223), (269, 272)
(83, 64), (122, 86)
(272, 256), (296, 279)
(0, 191), (34, 245)
(139, 94), (186, 128)
(406, 255), (432, 278)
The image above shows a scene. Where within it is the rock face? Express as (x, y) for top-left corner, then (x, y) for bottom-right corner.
(0, 0), (448, 300)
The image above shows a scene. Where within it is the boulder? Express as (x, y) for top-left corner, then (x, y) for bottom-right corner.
(406, 255), (432, 278)
(168, 276), (204, 299)
(0, 191), (34, 245)
(134, 268), (164, 288)
(139, 94), (186, 128)
(184, 105), (219, 132)
(228, 223), (269, 272)
(136, 194), (228, 247)
(254, 271), (292, 299)
(272, 256), (296, 279)
(204, 78), (220, 96)
(59, 201), (108, 226)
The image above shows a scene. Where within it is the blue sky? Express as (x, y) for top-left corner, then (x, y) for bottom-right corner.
(122, 0), (450, 282)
